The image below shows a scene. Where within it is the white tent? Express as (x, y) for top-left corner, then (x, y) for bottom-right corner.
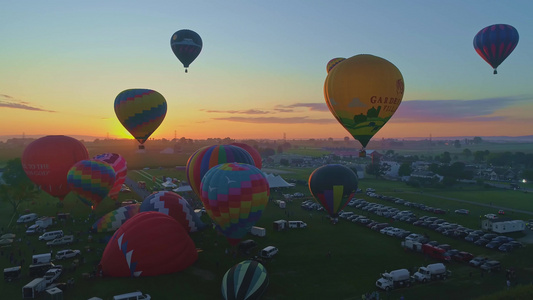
(264, 173), (294, 188)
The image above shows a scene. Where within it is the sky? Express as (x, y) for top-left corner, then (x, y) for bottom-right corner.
(1, 1), (533, 143)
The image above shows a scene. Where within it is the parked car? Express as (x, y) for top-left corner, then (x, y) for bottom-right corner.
(26, 224), (44, 235)
(484, 214), (498, 220)
(454, 209), (470, 215)
(498, 243), (514, 253)
(474, 238), (490, 247)
(433, 208), (446, 214)
(469, 256), (488, 267)
(452, 251), (474, 263)
(260, 246), (278, 259)
(55, 249), (81, 260)
(485, 241), (503, 249)
(43, 267), (62, 284)
(480, 260), (501, 272)
(498, 210), (505, 215)
(47, 235), (74, 247)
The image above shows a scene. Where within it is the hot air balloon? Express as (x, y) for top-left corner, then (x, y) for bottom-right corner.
(67, 159), (116, 208)
(91, 203), (140, 233)
(308, 164), (358, 220)
(200, 163), (269, 246)
(21, 135), (89, 200)
(222, 260), (269, 300)
(186, 145), (255, 199)
(140, 191), (206, 232)
(114, 89), (167, 149)
(473, 24), (519, 74)
(326, 57), (345, 73)
(99, 211), (198, 277)
(93, 153), (127, 200)
(324, 54), (404, 157)
(171, 29), (203, 73)
(231, 143), (262, 169)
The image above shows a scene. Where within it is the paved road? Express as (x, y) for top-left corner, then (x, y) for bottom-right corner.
(124, 176), (151, 199)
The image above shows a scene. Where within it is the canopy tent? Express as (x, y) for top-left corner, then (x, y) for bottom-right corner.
(264, 173), (294, 188)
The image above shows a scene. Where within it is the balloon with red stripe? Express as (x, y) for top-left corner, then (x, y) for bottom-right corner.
(473, 24), (519, 74)
(67, 159), (116, 208)
(93, 153), (127, 200)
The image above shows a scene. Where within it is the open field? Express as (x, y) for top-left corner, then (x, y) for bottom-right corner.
(2, 167), (533, 299)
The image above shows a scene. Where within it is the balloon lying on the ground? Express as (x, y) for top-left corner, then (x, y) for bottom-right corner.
(114, 89), (167, 147)
(91, 203), (140, 233)
(324, 54), (404, 155)
(22, 135), (89, 200)
(222, 260), (269, 300)
(186, 145), (255, 199)
(308, 164), (358, 219)
(99, 211), (198, 277)
(473, 24), (519, 74)
(93, 153), (127, 200)
(231, 143), (262, 169)
(67, 159), (116, 208)
(200, 163), (269, 246)
(139, 191), (206, 232)
(171, 29), (203, 73)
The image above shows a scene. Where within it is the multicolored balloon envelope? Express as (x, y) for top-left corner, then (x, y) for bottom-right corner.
(114, 89), (167, 147)
(231, 143), (262, 169)
(171, 29), (203, 72)
(186, 145), (255, 199)
(93, 153), (127, 200)
(91, 203), (140, 233)
(140, 191), (206, 232)
(473, 24), (519, 74)
(308, 164), (358, 219)
(200, 163), (269, 246)
(67, 159), (116, 208)
(222, 260), (269, 300)
(326, 57), (345, 74)
(99, 211), (198, 277)
(324, 54), (404, 154)
(21, 135), (89, 200)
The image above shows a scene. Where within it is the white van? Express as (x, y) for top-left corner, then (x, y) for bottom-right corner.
(113, 291), (151, 300)
(17, 213), (38, 224)
(32, 253), (51, 264)
(260, 246), (279, 259)
(288, 221), (307, 228)
(38, 230), (63, 241)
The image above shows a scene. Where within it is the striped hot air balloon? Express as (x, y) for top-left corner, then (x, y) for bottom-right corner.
(93, 153), (127, 200)
(91, 203), (140, 233)
(222, 260), (269, 300)
(67, 159), (116, 208)
(114, 89), (167, 148)
(308, 164), (358, 219)
(200, 163), (269, 246)
(473, 24), (519, 74)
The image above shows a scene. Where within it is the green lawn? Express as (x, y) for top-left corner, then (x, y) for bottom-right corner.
(1, 169), (533, 299)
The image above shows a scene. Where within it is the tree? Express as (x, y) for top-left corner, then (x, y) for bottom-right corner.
(463, 148), (472, 159)
(441, 151), (451, 164)
(473, 136), (483, 144)
(398, 163), (412, 177)
(1, 158), (40, 214)
(365, 162), (391, 178)
(522, 169), (533, 182)
(454, 140), (461, 148)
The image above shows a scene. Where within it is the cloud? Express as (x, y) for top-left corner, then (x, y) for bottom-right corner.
(0, 94), (56, 112)
(211, 116), (337, 124)
(200, 109), (271, 114)
(392, 96), (532, 122)
(276, 102), (329, 112)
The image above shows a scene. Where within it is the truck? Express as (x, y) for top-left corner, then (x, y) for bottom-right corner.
(273, 220), (287, 231)
(22, 277), (47, 298)
(421, 243), (451, 262)
(250, 226), (266, 237)
(401, 239), (422, 252)
(413, 263), (450, 282)
(35, 217), (53, 229)
(375, 269), (412, 291)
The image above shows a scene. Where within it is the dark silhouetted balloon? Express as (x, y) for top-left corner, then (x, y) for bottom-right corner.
(473, 24), (519, 74)
(171, 29), (203, 73)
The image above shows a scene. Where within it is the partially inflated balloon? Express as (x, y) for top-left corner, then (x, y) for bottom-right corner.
(308, 164), (358, 219)
(324, 54), (404, 153)
(200, 163), (269, 246)
(222, 260), (269, 300)
(186, 145), (255, 199)
(67, 159), (116, 207)
(22, 135), (89, 200)
(93, 153), (127, 200)
(114, 89), (167, 147)
(140, 191), (206, 232)
(99, 211), (198, 277)
(473, 24), (519, 74)
(326, 57), (345, 73)
(171, 29), (203, 73)
(91, 203), (140, 233)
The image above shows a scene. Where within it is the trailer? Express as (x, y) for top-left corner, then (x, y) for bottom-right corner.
(22, 277), (47, 298)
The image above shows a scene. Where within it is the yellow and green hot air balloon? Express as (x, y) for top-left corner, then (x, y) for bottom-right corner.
(324, 54), (404, 157)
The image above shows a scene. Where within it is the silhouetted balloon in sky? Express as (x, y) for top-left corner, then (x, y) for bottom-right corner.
(308, 164), (358, 219)
(22, 135), (89, 200)
(324, 54), (404, 156)
(171, 29), (203, 73)
(114, 89), (167, 148)
(473, 24), (519, 74)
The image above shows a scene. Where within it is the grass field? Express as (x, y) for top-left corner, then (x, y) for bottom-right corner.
(1, 167), (533, 299)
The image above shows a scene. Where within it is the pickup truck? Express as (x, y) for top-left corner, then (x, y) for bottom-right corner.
(47, 235), (75, 247)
